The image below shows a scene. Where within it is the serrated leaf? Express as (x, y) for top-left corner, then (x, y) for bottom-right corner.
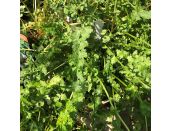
(48, 75), (62, 87)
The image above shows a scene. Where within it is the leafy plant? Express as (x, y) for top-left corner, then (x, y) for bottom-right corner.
(20, 0), (151, 130)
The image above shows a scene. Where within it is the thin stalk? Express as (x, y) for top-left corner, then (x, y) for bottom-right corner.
(70, 92), (73, 99)
(114, 75), (127, 87)
(98, 77), (113, 106)
(45, 62), (66, 76)
(114, 0), (118, 14)
(20, 49), (49, 54)
(37, 111), (40, 122)
(34, 0), (37, 12)
(114, 41), (149, 50)
(124, 32), (150, 47)
(145, 116), (148, 131)
(20, 48), (36, 51)
(92, 85), (96, 129)
(97, 77), (130, 131)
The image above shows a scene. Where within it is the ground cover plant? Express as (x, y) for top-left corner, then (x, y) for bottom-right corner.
(20, 0), (151, 130)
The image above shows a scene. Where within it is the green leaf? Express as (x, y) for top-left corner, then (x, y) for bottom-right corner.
(103, 35), (110, 43)
(139, 10), (151, 19)
(101, 29), (107, 35)
(111, 56), (117, 64)
(48, 75), (63, 87)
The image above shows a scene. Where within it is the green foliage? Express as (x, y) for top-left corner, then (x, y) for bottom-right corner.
(21, 0), (151, 130)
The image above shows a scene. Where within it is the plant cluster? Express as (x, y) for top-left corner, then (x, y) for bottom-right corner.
(20, 0), (151, 130)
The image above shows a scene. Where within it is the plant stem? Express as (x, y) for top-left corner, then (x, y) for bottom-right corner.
(20, 48), (36, 51)
(124, 32), (150, 47)
(45, 62), (66, 76)
(38, 111), (40, 122)
(97, 77), (130, 131)
(145, 115), (148, 131)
